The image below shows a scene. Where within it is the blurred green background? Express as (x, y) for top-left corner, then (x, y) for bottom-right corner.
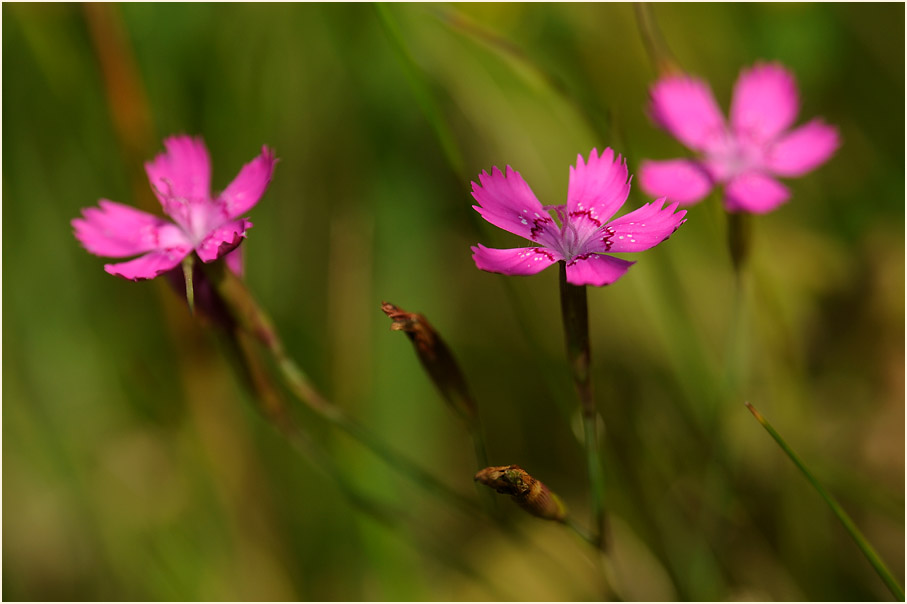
(3, 3), (904, 601)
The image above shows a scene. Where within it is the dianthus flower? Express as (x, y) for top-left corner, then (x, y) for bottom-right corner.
(73, 135), (276, 280)
(639, 62), (839, 214)
(471, 148), (687, 287)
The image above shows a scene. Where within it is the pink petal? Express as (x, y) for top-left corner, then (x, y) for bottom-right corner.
(649, 74), (726, 152)
(724, 171), (790, 214)
(195, 218), (252, 263)
(471, 244), (561, 276)
(638, 159), (715, 205)
(566, 148), (630, 224)
(564, 254), (634, 287)
(601, 198), (687, 253)
(765, 119), (839, 177)
(104, 247), (192, 281)
(730, 62), (798, 144)
(217, 145), (278, 218)
(224, 247), (244, 276)
(72, 200), (190, 257)
(145, 135), (212, 217)
(471, 166), (561, 249)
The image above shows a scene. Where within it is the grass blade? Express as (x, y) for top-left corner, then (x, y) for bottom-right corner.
(374, 3), (466, 179)
(745, 402), (904, 601)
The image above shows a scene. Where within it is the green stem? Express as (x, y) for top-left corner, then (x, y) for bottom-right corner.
(562, 517), (622, 600)
(222, 327), (429, 536)
(224, 325), (399, 518)
(582, 412), (607, 547)
(727, 212), (752, 280)
(223, 320), (519, 599)
(559, 262), (607, 549)
(208, 263), (482, 519)
(745, 402), (904, 601)
(563, 512), (596, 548)
(279, 405), (504, 596)
(331, 409), (480, 517)
(469, 424), (501, 515)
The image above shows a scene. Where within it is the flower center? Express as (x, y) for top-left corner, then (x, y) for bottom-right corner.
(154, 179), (219, 247)
(550, 205), (602, 260)
(705, 132), (766, 181)
(560, 220), (581, 256)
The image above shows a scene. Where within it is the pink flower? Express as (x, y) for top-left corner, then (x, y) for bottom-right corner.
(73, 135), (277, 280)
(639, 62), (839, 214)
(471, 148), (687, 287)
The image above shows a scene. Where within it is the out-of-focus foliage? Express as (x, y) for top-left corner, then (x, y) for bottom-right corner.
(3, 3), (903, 601)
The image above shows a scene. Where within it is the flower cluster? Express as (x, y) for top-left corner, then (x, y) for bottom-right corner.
(69, 57), (848, 553)
(75, 64), (837, 290)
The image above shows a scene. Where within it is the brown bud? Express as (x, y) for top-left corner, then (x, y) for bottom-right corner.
(381, 302), (477, 424)
(474, 465), (566, 522)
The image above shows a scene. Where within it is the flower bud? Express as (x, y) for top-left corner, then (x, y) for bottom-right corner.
(381, 302), (477, 424)
(474, 465), (566, 522)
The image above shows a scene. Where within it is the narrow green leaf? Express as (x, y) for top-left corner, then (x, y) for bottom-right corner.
(745, 402), (904, 601)
(374, 3), (466, 179)
(431, 5), (612, 143)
